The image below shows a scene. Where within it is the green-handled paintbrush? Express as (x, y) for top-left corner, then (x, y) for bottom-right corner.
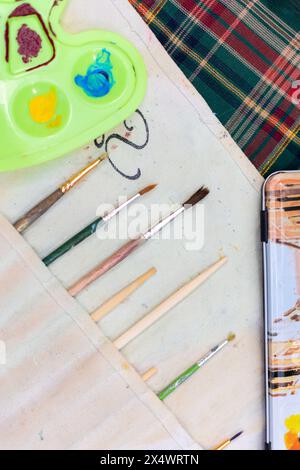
(43, 184), (156, 266)
(158, 333), (236, 400)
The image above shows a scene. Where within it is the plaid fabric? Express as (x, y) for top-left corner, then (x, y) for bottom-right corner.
(130, 0), (300, 177)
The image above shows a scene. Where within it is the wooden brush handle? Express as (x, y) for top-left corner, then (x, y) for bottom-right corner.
(114, 257), (227, 350)
(141, 367), (157, 382)
(68, 236), (144, 296)
(14, 188), (64, 233)
(13, 157), (106, 234)
(91, 267), (157, 321)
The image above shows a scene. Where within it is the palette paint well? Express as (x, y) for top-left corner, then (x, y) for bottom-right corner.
(0, 0), (147, 171)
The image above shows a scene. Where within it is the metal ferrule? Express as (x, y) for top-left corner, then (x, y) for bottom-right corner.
(197, 339), (228, 367)
(143, 206), (184, 240)
(102, 192), (141, 222)
(60, 153), (107, 193)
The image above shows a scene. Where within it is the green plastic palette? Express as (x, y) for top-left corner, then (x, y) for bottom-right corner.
(0, 0), (147, 171)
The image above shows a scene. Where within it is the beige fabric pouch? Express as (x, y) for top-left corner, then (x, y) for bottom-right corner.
(0, 214), (200, 450)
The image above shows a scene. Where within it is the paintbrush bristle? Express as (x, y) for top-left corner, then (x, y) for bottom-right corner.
(227, 332), (236, 342)
(230, 431), (243, 442)
(140, 184), (157, 195)
(183, 186), (209, 206)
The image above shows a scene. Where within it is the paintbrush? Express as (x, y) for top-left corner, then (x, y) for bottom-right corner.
(157, 332), (235, 400)
(114, 257), (227, 349)
(213, 431), (243, 450)
(14, 153), (108, 233)
(43, 185), (157, 266)
(91, 267), (157, 322)
(68, 186), (209, 296)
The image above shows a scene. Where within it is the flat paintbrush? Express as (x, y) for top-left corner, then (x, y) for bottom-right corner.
(14, 153), (108, 233)
(157, 333), (236, 400)
(68, 186), (209, 296)
(43, 185), (157, 266)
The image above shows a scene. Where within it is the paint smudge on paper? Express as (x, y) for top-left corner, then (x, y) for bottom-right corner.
(75, 49), (115, 98)
(284, 414), (300, 450)
(29, 88), (61, 127)
(17, 24), (42, 63)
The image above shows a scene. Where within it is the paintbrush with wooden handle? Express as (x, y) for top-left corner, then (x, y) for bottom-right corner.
(68, 186), (209, 296)
(91, 267), (157, 322)
(114, 257), (227, 350)
(14, 153), (107, 233)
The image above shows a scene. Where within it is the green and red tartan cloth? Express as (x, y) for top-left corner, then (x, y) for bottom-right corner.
(130, 0), (300, 177)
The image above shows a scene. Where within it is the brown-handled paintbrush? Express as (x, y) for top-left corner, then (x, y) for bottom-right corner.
(14, 153), (108, 233)
(68, 186), (209, 296)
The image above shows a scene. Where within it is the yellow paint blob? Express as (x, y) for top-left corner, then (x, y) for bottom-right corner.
(47, 115), (62, 128)
(284, 414), (300, 450)
(29, 88), (57, 124)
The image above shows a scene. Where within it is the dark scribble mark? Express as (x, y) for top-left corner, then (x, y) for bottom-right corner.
(93, 109), (149, 180)
(124, 120), (134, 132)
(107, 153), (141, 180)
(94, 134), (105, 149)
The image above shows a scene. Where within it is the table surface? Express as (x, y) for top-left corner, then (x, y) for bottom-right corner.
(0, 0), (265, 450)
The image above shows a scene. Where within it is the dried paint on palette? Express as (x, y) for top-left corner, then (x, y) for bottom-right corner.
(5, 2), (56, 69)
(29, 88), (62, 128)
(17, 24), (42, 63)
(75, 49), (115, 98)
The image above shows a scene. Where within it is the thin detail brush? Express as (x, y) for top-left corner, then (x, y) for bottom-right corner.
(213, 430), (244, 450)
(157, 332), (235, 401)
(68, 186), (209, 296)
(14, 153), (108, 233)
(43, 185), (157, 266)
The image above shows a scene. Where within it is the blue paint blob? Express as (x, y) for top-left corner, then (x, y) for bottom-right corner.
(75, 49), (115, 98)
